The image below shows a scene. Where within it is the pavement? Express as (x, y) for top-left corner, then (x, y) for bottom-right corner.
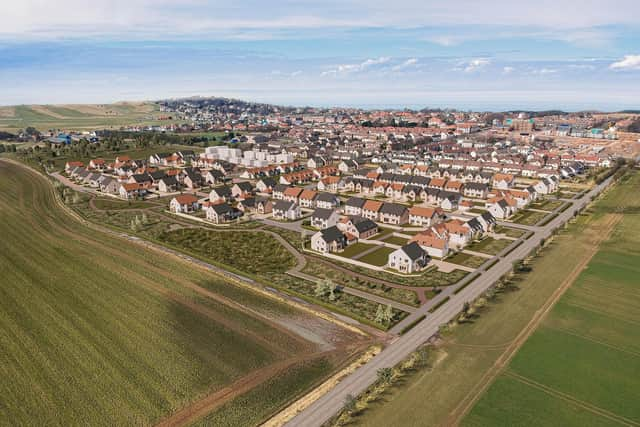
(284, 176), (613, 427)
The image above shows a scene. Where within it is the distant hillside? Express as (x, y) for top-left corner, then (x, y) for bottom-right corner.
(0, 102), (171, 133)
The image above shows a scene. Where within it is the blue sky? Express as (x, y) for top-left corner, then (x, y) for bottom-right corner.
(1, 0), (639, 110)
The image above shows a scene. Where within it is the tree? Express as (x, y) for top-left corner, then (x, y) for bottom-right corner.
(376, 367), (393, 384)
(343, 394), (357, 414)
(462, 301), (471, 315)
(314, 280), (329, 297)
(375, 304), (385, 324)
(384, 304), (394, 324)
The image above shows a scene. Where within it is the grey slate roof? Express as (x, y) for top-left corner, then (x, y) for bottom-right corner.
(312, 208), (336, 220)
(380, 203), (408, 216)
(401, 242), (427, 261)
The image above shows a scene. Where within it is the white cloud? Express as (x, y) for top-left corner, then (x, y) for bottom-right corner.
(392, 58), (418, 71)
(610, 55), (640, 70)
(322, 57), (390, 76)
(502, 66), (515, 74)
(462, 58), (491, 73)
(1, 0), (639, 40)
(530, 68), (558, 75)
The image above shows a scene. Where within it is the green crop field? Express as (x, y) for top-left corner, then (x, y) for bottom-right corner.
(464, 171), (640, 427)
(0, 103), (180, 133)
(0, 160), (346, 426)
(350, 171), (639, 427)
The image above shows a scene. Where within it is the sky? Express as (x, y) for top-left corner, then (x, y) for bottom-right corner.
(1, 0), (639, 111)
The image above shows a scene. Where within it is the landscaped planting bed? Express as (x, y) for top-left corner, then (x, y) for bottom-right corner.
(511, 209), (548, 226)
(301, 263), (420, 307)
(328, 258), (469, 288)
(446, 252), (487, 269)
(493, 225), (527, 238)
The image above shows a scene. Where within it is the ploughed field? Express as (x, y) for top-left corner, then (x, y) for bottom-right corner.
(0, 161), (350, 426)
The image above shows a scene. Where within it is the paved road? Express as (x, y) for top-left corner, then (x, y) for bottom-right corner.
(259, 217), (309, 233)
(285, 177), (612, 427)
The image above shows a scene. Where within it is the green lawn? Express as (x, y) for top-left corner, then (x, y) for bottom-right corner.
(358, 246), (395, 267)
(466, 237), (512, 255)
(0, 160), (322, 426)
(382, 235), (410, 246)
(370, 227), (395, 240)
(337, 242), (378, 259)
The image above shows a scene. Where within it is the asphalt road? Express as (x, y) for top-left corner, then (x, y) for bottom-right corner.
(285, 177), (613, 427)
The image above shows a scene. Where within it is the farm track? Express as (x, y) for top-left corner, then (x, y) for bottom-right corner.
(444, 212), (622, 426)
(504, 371), (639, 427)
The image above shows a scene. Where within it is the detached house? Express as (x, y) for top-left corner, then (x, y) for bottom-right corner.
(204, 169), (225, 185)
(231, 182), (254, 200)
(298, 190), (318, 208)
(99, 177), (119, 194)
(311, 226), (347, 253)
(344, 197), (366, 216)
(488, 198), (517, 219)
(169, 195), (200, 213)
(310, 208), (340, 229)
(158, 176), (179, 193)
(256, 177), (278, 193)
(206, 202), (242, 223)
(492, 173), (515, 190)
(209, 185), (233, 203)
(362, 200), (384, 221)
(388, 242), (429, 273)
(118, 183), (146, 199)
(272, 200), (301, 221)
(315, 192), (340, 210)
(342, 216), (378, 239)
(408, 206), (444, 227)
(411, 231), (450, 258)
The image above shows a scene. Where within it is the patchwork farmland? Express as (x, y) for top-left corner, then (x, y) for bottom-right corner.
(464, 171), (640, 427)
(0, 160), (362, 426)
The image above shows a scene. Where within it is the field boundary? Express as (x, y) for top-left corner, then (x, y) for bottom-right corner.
(445, 211), (623, 426)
